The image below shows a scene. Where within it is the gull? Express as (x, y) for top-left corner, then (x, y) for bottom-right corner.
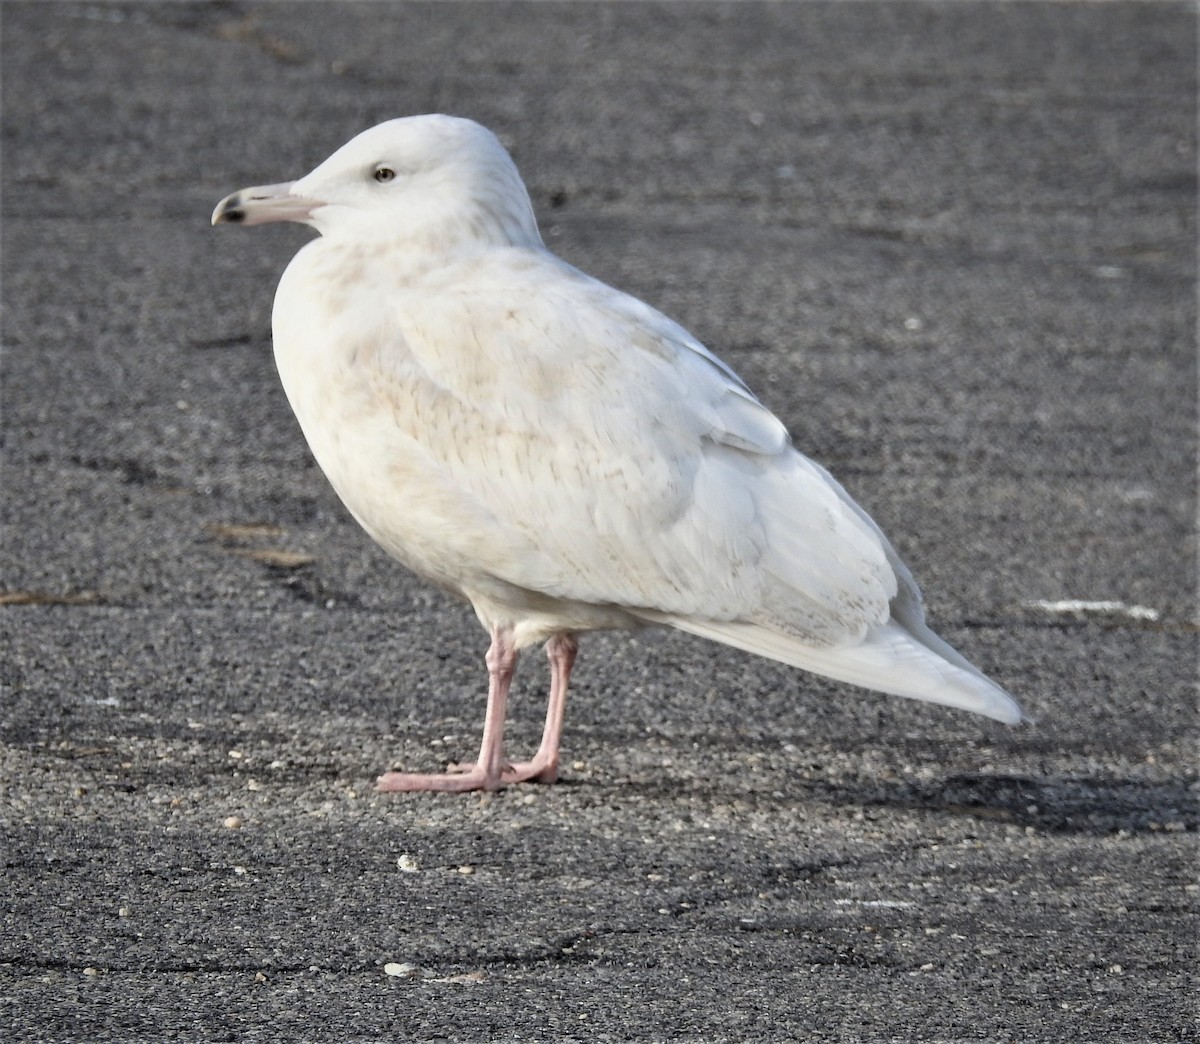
(212, 115), (1025, 792)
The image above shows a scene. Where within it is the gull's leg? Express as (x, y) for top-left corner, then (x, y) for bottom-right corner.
(503, 633), (577, 784)
(377, 625), (518, 793)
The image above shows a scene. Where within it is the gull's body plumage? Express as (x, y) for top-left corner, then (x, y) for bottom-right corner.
(214, 115), (1024, 791)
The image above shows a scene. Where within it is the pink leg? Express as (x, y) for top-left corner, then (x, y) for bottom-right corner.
(499, 633), (578, 784)
(377, 626), (519, 793)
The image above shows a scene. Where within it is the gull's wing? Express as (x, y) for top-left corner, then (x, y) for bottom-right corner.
(350, 250), (901, 645)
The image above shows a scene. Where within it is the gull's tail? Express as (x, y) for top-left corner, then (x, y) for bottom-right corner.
(647, 611), (1027, 724)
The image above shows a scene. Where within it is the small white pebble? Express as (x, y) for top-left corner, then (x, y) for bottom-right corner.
(920, 963), (935, 972)
(1109, 964), (1123, 974)
(903, 316), (923, 331)
(223, 816), (242, 830)
(397, 855), (419, 873)
(247, 779), (261, 791)
(83, 967), (99, 977)
(383, 962), (421, 978)
(228, 750), (243, 760)
(457, 865), (474, 875)
(233, 865), (247, 876)
(118, 907), (131, 918)
(255, 971), (268, 983)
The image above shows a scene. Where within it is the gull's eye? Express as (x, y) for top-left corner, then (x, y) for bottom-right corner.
(373, 166), (397, 183)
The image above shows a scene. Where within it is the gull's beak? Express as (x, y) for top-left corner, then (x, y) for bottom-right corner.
(211, 181), (318, 227)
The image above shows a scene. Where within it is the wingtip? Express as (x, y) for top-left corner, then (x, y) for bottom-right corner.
(970, 683), (1029, 726)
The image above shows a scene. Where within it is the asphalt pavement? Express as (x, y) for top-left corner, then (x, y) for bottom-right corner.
(2, 2), (1196, 1042)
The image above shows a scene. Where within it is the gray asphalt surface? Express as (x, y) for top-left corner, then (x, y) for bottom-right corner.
(2, 2), (1196, 1041)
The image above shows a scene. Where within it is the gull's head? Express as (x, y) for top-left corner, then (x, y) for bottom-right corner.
(212, 115), (543, 252)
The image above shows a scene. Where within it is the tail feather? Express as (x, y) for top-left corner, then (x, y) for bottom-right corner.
(646, 613), (1027, 724)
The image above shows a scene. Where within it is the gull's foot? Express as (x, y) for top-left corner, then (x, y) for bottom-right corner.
(376, 765), (504, 793)
(448, 757), (558, 785)
(377, 754), (558, 793)
(512, 758), (558, 784)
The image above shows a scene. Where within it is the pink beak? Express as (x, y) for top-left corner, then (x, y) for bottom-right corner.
(211, 181), (318, 227)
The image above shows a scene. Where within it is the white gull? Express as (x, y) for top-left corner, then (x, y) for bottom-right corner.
(212, 115), (1025, 792)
